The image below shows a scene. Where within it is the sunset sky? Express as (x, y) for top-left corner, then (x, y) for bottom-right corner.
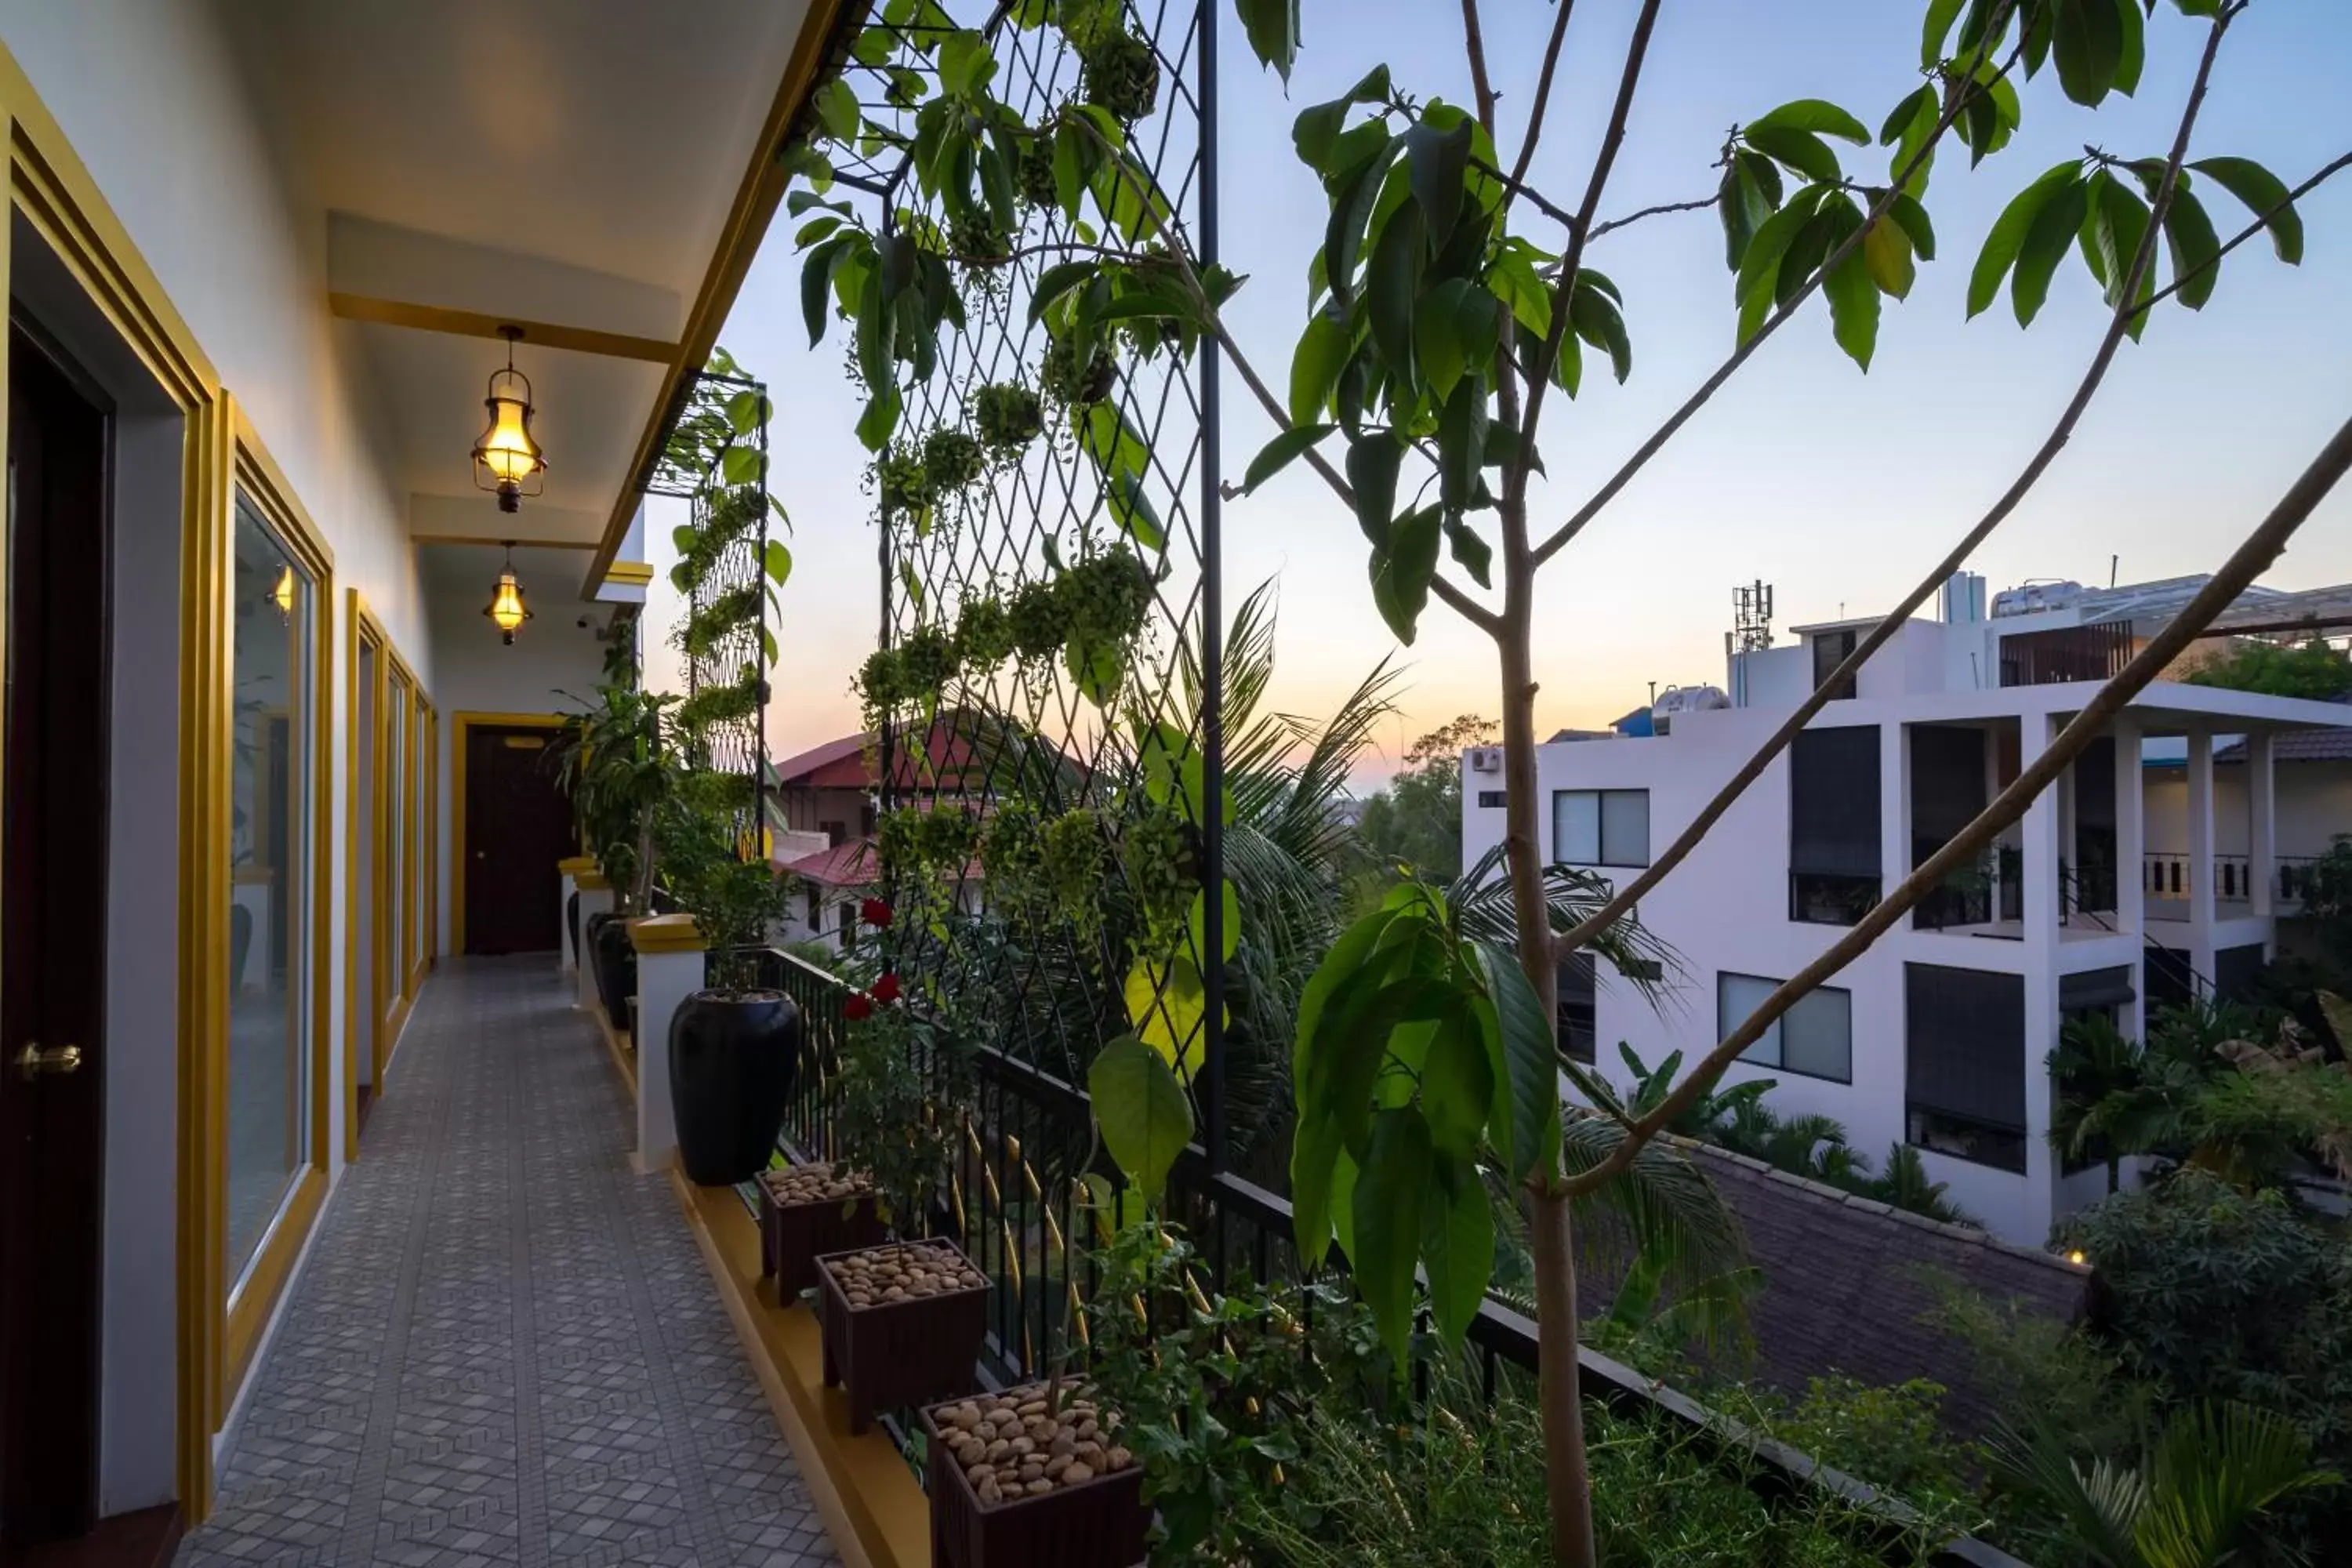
(645, 0), (2352, 789)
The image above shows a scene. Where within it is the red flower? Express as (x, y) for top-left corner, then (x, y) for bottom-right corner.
(844, 993), (874, 1022)
(871, 972), (902, 1006)
(859, 897), (894, 928)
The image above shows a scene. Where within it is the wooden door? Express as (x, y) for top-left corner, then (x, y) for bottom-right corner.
(464, 725), (570, 954)
(0, 321), (113, 1546)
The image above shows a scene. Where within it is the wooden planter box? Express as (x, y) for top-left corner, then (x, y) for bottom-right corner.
(920, 1386), (1147, 1568)
(757, 1170), (887, 1298)
(815, 1240), (991, 1436)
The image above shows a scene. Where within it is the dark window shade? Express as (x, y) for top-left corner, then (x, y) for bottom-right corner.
(2147, 948), (2195, 1014)
(2215, 943), (2266, 1004)
(1911, 725), (1987, 842)
(2073, 737), (2117, 829)
(1558, 953), (1597, 1065)
(1813, 629), (1858, 700)
(1791, 726), (1882, 878)
(2060, 965), (2135, 1011)
(1905, 963), (2025, 1132)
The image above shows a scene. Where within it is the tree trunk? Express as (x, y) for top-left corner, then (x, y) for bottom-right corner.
(1530, 1181), (1598, 1567)
(1496, 499), (1593, 1565)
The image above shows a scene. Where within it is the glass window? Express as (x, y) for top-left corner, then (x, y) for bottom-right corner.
(1718, 971), (1853, 1083)
(227, 497), (314, 1282)
(1552, 789), (1648, 867)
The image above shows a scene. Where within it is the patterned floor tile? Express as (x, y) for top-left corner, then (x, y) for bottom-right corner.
(177, 958), (842, 1568)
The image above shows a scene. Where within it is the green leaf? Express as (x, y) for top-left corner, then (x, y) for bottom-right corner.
(1345, 433), (1403, 548)
(2190, 156), (2304, 264)
(1567, 281), (1631, 383)
(1437, 379), (1488, 512)
(2112, 0), (2145, 96)
(721, 446), (764, 485)
(1735, 183), (1826, 307)
(763, 539), (793, 586)
(1825, 247), (1882, 369)
(1420, 1149), (1495, 1345)
(1294, 66), (1391, 172)
(1403, 118), (1473, 249)
(800, 235), (849, 346)
(814, 78), (860, 142)
(1366, 199), (1425, 386)
(1744, 98), (1870, 145)
(1029, 260), (1097, 325)
(1352, 1105), (1432, 1370)
(1087, 1032), (1195, 1205)
(1743, 125), (1842, 184)
(1887, 191), (1936, 260)
(1421, 1007), (1493, 1158)
(1476, 942), (1559, 1182)
(1323, 134), (1395, 305)
(1370, 504), (1441, 644)
(2013, 173), (2090, 326)
(1290, 311), (1352, 423)
(1187, 879), (1240, 966)
(1235, 0), (1301, 82)
(2162, 189), (2222, 310)
(1862, 214), (1916, 300)
(1968, 162), (2080, 319)
(1921, 0), (1966, 67)
(855, 387), (899, 452)
(2053, 0), (2123, 107)
(1415, 278), (1472, 402)
(1243, 423), (1336, 495)
(1443, 517), (1491, 588)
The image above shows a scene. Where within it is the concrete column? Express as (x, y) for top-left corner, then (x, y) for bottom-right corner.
(2249, 731), (2278, 923)
(2056, 749), (2078, 920)
(2186, 731), (2217, 985)
(1882, 720), (1907, 912)
(630, 915), (707, 1176)
(558, 855), (598, 974)
(2018, 713), (2061, 1243)
(2111, 720), (2147, 1043)
(575, 877), (614, 1013)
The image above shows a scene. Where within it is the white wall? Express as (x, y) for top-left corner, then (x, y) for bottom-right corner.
(423, 567), (611, 953)
(2145, 760), (2352, 862)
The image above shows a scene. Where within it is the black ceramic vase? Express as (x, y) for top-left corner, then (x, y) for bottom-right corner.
(566, 890), (581, 971)
(590, 914), (636, 1024)
(669, 989), (804, 1185)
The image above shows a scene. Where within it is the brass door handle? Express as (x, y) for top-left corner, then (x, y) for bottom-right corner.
(16, 1042), (83, 1081)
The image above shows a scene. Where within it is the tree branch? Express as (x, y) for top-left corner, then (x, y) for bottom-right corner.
(1504, 0), (1583, 214)
(1563, 406), (2352, 1196)
(1510, 0), (1666, 506)
(1461, 0), (1501, 137)
(1528, 27), (2030, 568)
(1550, 6), (2234, 971)
(1588, 193), (1720, 241)
(2133, 148), (2352, 317)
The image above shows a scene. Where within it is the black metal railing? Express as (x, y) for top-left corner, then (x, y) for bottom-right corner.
(2145, 851), (2260, 906)
(2278, 855), (2323, 909)
(750, 947), (2022, 1566)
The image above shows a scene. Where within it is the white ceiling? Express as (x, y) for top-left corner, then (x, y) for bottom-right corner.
(222, 0), (818, 561)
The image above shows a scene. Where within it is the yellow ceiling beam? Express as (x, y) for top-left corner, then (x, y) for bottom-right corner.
(328, 292), (679, 364)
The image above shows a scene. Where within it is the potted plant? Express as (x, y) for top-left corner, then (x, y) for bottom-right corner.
(920, 1382), (1142, 1565)
(554, 677), (679, 1028)
(815, 967), (992, 1434)
(756, 1160), (886, 1298)
(658, 784), (805, 1185)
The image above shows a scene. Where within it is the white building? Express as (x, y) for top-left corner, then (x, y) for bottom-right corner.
(1465, 573), (2352, 1245)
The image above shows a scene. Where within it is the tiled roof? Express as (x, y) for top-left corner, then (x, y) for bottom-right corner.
(1578, 1138), (2089, 1436)
(2215, 728), (2352, 763)
(775, 837), (879, 888)
(768, 732), (872, 786)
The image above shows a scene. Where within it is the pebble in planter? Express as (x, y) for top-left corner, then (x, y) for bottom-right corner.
(921, 1385), (1145, 1568)
(815, 1239), (991, 1435)
(756, 1162), (887, 1298)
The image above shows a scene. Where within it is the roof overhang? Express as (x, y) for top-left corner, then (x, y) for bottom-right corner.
(223, 0), (860, 600)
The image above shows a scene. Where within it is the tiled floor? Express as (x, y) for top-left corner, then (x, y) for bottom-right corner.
(180, 956), (841, 1568)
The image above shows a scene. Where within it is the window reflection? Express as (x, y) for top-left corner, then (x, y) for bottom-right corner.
(227, 496), (311, 1281)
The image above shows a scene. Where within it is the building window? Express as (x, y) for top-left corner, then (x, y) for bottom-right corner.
(1811, 628), (1858, 700)
(1718, 973), (1853, 1083)
(821, 818), (847, 846)
(1553, 788), (1648, 867)
(1558, 953), (1597, 1065)
(226, 495), (318, 1283)
(1905, 963), (2027, 1174)
(1789, 725), (1881, 925)
(1476, 789), (1507, 808)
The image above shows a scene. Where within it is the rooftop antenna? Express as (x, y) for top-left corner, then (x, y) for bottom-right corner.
(1647, 680), (1657, 704)
(1731, 580), (1774, 653)
(2109, 554), (2118, 588)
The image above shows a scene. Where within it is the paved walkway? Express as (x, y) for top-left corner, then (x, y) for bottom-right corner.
(180, 957), (841, 1568)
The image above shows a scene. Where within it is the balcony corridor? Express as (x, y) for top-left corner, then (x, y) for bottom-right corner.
(179, 958), (842, 1568)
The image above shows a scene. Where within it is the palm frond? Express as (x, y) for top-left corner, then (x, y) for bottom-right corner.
(1987, 1419), (2145, 1568)
(1447, 844), (1682, 1008)
(1561, 1112), (1748, 1346)
(2136, 1402), (2339, 1568)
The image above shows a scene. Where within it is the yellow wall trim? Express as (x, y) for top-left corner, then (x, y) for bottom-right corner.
(605, 561), (655, 586)
(629, 913), (705, 953)
(575, 869), (610, 892)
(558, 855), (599, 875)
(327, 292), (680, 364)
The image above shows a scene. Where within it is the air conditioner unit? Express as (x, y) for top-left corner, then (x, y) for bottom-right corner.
(1468, 747), (1503, 772)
